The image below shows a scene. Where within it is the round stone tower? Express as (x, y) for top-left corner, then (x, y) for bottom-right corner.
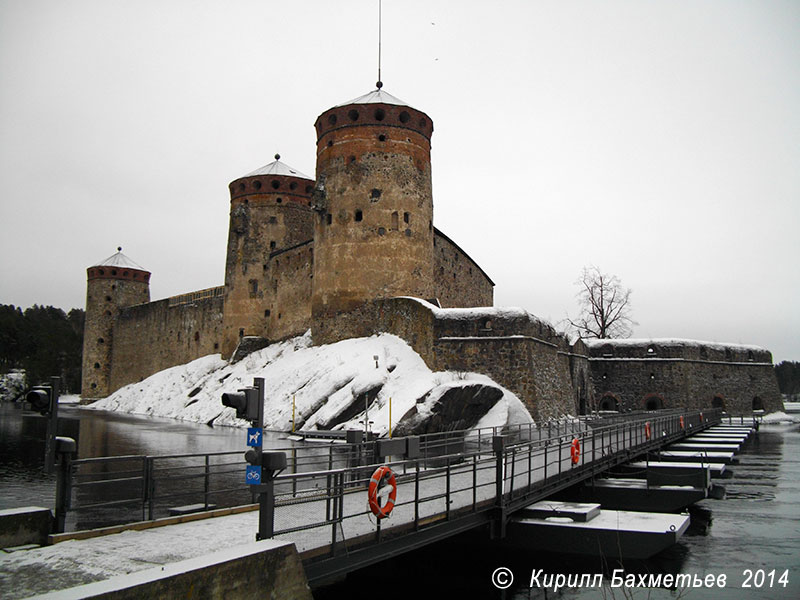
(221, 155), (315, 358)
(311, 86), (435, 339)
(81, 248), (150, 400)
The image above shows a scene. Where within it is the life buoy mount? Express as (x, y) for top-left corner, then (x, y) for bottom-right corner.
(570, 437), (581, 465)
(368, 465), (397, 519)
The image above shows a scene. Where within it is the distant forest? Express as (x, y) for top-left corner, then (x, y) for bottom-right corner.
(1, 302), (799, 401)
(775, 361), (800, 399)
(0, 304), (84, 394)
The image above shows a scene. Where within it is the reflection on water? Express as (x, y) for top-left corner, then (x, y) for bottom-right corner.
(0, 403), (268, 514)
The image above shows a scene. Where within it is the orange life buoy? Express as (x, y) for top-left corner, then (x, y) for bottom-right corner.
(644, 421), (652, 440)
(570, 437), (581, 465)
(368, 465), (397, 519)
(679, 415), (685, 429)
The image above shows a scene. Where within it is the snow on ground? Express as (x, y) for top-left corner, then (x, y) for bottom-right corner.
(88, 332), (532, 435)
(760, 410), (800, 424)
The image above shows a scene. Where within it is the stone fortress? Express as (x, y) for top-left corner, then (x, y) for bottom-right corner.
(81, 85), (782, 421)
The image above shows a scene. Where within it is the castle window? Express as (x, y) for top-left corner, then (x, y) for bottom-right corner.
(276, 197), (282, 203)
(263, 264), (268, 271)
(278, 313), (282, 319)
(249, 279), (258, 297)
(214, 342), (219, 350)
(305, 185), (313, 194)
(355, 209), (363, 222)
(374, 108), (386, 121)
(265, 310), (270, 317)
(98, 337), (104, 344)
(327, 140), (333, 147)
(348, 155), (356, 164)
(271, 179), (280, 190)
(94, 362), (100, 369)
(122, 271), (128, 277)
(378, 134), (387, 142)
(253, 180), (262, 190)
(404, 212), (410, 224)
(419, 117), (427, 127)
(270, 241), (276, 250)
(326, 213), (332, 225)
(646, 345), (656, 356)
(391, 212), (399, 230)
(91, 383), (97, 389)
(348, 109), (359, 121)
(111, 270), (117, 276)
(239, 328), (244, 338)
(399, 111), (410, 124)
(105, 296), (112, 302)
(194, 332), (200, 342)
(289, 181), (297, 190)
(747, 351), (755, 362)
(328, 113), (337, 125)
(239, 183), (245, 192)
(370, 188), (382, 200)
(378, 227), (386, 236)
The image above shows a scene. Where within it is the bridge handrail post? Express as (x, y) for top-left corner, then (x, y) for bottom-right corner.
(414, 460), (420, 531)
(446, 456), (452, 520)
(203, 454), (211, 510)
(492, 436), (507, 538)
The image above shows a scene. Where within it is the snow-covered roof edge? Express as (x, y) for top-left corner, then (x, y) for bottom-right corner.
(582, 337), (768, 353)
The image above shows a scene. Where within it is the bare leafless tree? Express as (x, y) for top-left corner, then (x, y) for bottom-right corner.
(566, 266), (636, 339)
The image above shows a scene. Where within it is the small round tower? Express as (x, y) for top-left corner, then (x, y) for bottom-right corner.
(221, 155), (315, 358)
(81, 248), (150, 400)
(311, 85), (435, 337)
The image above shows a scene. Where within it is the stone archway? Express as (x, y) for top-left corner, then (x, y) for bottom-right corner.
(599, 393), (619, 412)
(712, 395), (725, 410)
(643, 393), (664, 411)
(752, 396), (764, 411)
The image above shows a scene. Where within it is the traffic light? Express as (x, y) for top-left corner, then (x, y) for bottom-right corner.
(221, 387), (259, 422)
(27, 387), (53, 415)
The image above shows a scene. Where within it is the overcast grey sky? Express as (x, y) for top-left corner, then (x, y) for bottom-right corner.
(1, 0), (798, 362)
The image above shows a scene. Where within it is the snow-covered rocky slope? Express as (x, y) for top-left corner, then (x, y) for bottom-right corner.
(88, 332), (533, 435)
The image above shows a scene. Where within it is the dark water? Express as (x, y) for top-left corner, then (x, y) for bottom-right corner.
(0, 403), (267, 513)
(317, 423), (800, 600)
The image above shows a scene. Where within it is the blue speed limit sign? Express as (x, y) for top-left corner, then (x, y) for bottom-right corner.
(246, 465), (261, 485)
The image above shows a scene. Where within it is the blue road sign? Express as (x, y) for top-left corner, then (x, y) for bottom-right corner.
(246, 465), (261, 485)
(247, 427), (262, 447)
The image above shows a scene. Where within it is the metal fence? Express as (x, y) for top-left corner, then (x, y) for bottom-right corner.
(56, 409), (725, 535)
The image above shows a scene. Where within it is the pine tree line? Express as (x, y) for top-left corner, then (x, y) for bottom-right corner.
(774, 361), (800, 399)
(0, 304), (84, 395)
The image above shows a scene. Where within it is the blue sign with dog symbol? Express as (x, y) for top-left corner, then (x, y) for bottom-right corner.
(246, 465), (261, 485)
(247, 427), (262, 447)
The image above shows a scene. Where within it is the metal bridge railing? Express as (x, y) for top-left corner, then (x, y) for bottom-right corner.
(55, 409), (724, 535)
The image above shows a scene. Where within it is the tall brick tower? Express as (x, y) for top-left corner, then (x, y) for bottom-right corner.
(311, 85), (435, 341)
(221, 156), (315, 357)
(81, 248), (150, 400)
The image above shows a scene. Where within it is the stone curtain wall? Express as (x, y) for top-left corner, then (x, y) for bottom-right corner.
(268, 242), (314, 341)
(433, 229), (494, 308)
(108, 294), (224, 393)
(586, 340), (783, 415)
(430, 307), (576, 421)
